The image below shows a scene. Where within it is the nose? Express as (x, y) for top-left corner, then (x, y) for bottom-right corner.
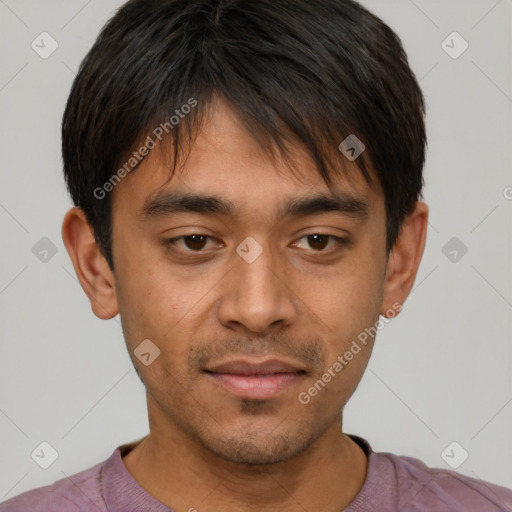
(216, 243), (298, 334)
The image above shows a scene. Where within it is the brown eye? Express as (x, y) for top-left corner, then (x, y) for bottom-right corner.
(165, 234), (218, 252)
(293, 233), (349, 254)
(182, 235), (208, 251)
(306, 234), (329, 251)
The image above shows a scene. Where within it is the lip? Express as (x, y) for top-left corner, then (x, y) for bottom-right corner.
(204, 358), (306, 375)
(204, 358), (307, 400)
(205, 372), (305, 400)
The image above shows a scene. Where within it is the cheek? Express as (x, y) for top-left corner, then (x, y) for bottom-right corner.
(292, 250), (384, 395)
(297, 254), (383, 337)
(114, 246), (222, 360)
(113, 251), (180, 347)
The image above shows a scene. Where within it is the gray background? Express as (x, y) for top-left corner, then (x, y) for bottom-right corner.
(1, 0), (511, 501)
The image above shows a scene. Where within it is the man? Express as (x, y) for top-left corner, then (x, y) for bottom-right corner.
(2, 0), (511, 510)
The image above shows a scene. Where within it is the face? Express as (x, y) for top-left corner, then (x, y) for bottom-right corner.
(106, 98), (390, 465)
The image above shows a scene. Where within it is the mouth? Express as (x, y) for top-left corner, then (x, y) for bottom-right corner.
(203, 358), (307, 400)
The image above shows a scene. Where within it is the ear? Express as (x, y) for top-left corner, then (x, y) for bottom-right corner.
(61, 207), (119, 320)
(380, 201), (428, 317)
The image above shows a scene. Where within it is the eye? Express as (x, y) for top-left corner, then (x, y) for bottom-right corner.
(164, 234), (220, 252)
(164, 233), (349, 256)
(292, 234), (348, 253)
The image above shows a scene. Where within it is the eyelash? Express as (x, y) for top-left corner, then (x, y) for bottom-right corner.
(163, 233), (350, 256)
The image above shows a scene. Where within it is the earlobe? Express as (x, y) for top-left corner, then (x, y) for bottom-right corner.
(380, 201), (429, 316)
(61, 207), (119, 320)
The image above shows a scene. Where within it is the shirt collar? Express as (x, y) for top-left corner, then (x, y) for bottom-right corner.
(100, 434), (385, 512)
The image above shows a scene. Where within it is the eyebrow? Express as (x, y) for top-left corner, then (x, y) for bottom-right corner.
(141, 190), (369, 222)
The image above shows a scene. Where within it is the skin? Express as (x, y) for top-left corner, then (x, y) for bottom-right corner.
(62, 96), (428, 512)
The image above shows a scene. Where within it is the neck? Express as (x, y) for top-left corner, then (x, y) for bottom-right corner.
(123, 406), (368, 512)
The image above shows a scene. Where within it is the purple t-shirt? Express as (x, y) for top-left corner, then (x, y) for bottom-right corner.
(1, 435), (511, 511)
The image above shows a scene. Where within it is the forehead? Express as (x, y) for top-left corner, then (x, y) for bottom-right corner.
(112, 98), (382, 221)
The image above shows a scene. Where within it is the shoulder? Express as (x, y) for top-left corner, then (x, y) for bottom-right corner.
(381, 450), (512, 511)
(0, 460), (106, 512)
